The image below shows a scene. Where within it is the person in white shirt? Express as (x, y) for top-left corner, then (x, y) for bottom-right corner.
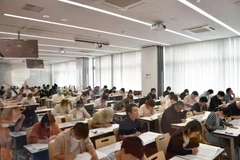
(94, 95), (108, 109)
(199, 89), (214, 100)
(21, 93), (37, 105)
(53, 99), (71, 116)
(165, 92), (175, 101)
(139, 99), (155, 117)
(165, 95), (178, 109)
(71, 99), (90, 121)
(52, 92), (64, 102)
(23, 85), (32, 95)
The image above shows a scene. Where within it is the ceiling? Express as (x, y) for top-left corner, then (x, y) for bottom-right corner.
(0, 0), (240, 64)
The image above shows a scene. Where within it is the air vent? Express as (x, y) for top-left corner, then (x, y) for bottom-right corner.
(78, 50), (94, 53)
(22, 4), (44, 13)
(183, 25), (216, 34)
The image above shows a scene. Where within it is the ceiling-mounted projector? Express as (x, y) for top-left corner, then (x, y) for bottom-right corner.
(151, 22), (166, 31)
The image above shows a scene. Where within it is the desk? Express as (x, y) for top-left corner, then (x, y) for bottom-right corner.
(154, 99), (161, 105)
(96, 131), (161, 154)
(24, 143), (49, 160)
(75, 151), (106, 160)
(11, 131), (27, 159)
(114, 112), (126, 121)
(171, 111), (210, 129)
(109, 95), (123, 101)
(57, 122), (75, 129)
(89, 124), (119, 138)
(35, 108), (54, 114)
(213, 125), (240, 160)
(139, 112), (163, 131)
(170, 143), (224, 160)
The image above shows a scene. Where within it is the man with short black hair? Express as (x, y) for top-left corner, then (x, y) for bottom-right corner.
(147, 88), (156, 99)
(119, 104), (141, 140)
(94, 95), (108, 109)
(184, 91), (199, 107)
(92, 86), (100, 95)
(209, 91), (225, 111)
(53, 123), (98, 160)
(192, 97), (208, 115)
(161, 101), (186, 135)
(0, 86), (5, 97)
(228, 101), (240, 119)
(223, 88), (235, 103)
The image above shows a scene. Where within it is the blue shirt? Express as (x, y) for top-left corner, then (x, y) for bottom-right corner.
(147, 92), (156, 99)
(92, 89), (99, 95)
(119, 116), (141, 136)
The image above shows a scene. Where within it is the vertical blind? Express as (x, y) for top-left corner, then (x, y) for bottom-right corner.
(165, 37), (240, 97)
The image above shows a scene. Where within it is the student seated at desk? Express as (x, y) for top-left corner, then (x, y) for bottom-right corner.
(161, 101), (186, 135)
(21, 93), (36, 105)
(12, 93), (27, 103)
(92, 108), (114, 128)
(139, 99), (155, 117)
(223, 88), (235, 104)
(165, 95), (178, 109)
(180, 89), (189, 100)
(71, 99), (90, 121)
(205, 107), (237, 159)
(53, 123), (98, 160)
(166, 120), (201, 159)
(192, 97), (208, 115)
(53, 99), (71, 116)
(15, 107), (38, 131)
(101, 137), (147, 160)
(118, 88), (125, 95)
(228, 101), (240, 119)
(94, 95), (108, 109)
(184, 91), (198, 107)
(29, 113), (61, 144)
(80, 92), (88, 104)
(127, 95), (134, 104)
(52, 91), (64, 102)
(113, 98), (130, 113)
(147, 88), (156, 100)
(92, 86), (100, 95)
(119, 104), (141, 140)
(208, 91), (225, 112)
(102, 89), (109, 96)
(163, 86), (171, 97)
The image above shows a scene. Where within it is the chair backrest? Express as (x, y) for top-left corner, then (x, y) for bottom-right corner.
(95, 135), (116, 149)
(147, 151), (166, 160)
(37, 106), (48, 110)
(225, 117), (232, 123)
(48, 140), (55, 160)
(26, 127), (33, 144)
(158, 115), (162, 133)
(55, 118), (62, 124)
(155, 133), (170, 154)
(64, 114), (71, 122)
(88, 119), (93, 130)
(186, 111), (193, 118)
(113, 128), (119, 142)
(200, 119), (210, 144)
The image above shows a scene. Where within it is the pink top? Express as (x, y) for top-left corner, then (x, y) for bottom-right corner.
(184, 95), (197, 105)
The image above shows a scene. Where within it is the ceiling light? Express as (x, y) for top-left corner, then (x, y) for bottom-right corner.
(38, 44), (117, 53)
(109, 45), (140, 50)
(43, 15), (50, 18)
(4, 13), (169, 45)
(165, 29), (201, 41)
(0, 31), (74, 42)
(178, 0), (240, 35)
(58, 0), (151, 26)
(39, 49), (104, 55)
(61, 18), (68, 21)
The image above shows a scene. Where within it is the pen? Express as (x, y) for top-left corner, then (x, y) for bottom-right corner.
(225, 132), (233, 135)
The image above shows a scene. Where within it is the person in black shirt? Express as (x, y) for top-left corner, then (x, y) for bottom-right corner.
(163, 86), (171, 97)
(192, 97), (208, 115)
(228, 101), (240, 119)
(0, 86), (5, 97)
(166, 120), (201, 159)
(209, 91), (225, 111)
(180, 89), (189, 100)
(119, 104), (141, 140)
(161, 101), (186, 135)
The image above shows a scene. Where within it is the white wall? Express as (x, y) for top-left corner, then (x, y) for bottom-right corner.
(0, 63), (51, 87)
(141, 46), (158, 97)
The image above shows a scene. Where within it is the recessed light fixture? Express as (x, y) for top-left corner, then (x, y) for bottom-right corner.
(57, 0), (201, 41)
(61, 18), (68, 21)
(4, 13), (169, 45)
(178, 0), (240, 35)
(39, 49), (103, 56)
(43, 15), (50, 18)
(165, 29), (201, 41)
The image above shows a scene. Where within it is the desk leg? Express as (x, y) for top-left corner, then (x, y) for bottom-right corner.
(147, 122), (150, 131)
(230, 137), (235, 160)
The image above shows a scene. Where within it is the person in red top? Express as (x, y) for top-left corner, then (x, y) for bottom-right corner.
(29, 113), (61, 144)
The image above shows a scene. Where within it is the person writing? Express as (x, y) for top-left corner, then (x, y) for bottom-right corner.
(94, 95), (108, 109)
(192, 97), (208, 115)
(53, 99), (71, 116)
(70, 99), (90, 121)
(92, 108), (114, 128)
(139, 99), (155, 117)
(53, 123), (98, 160)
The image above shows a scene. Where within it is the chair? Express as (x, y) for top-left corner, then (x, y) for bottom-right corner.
(147, 151), (166, 160)
(158, 115), (162, 133)
(95, 135), (116, 149)
(186, 111), (193, 118)
(37, 106), (48, 110)
(113, 128), (119, 142)
(225, 117), (232, 123)
(64, 114), (71, 122)
(200, 120), (211, 145)
(55, 118), (62, 124)
(48, 140), (55, 160)
(26, 127), (33, 144)
(88, 119), (93, 129)
(155, 133), (170, 154)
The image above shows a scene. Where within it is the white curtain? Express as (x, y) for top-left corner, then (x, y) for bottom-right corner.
(165, 37), (240, 97)
(112, 54), (122, 89)
(100, 55), (112, 88)
(53, 61), (77, 87)
(94, 58), (101, 87)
